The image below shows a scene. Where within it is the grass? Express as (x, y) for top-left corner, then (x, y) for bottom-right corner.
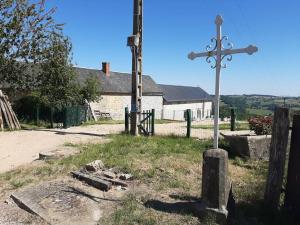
(191, 122), (250, 131)
(81, 119), (124, 126)
(0, 135), (293, 224)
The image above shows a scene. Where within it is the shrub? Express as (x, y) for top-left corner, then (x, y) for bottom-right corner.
(248, 116), (273, 135)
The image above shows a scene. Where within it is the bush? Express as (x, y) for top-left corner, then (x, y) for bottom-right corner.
(248, 116), (273, 135)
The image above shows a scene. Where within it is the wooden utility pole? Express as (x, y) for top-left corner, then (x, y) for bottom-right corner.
(127, 0), (143, 135)
(264, 107), (290, 210)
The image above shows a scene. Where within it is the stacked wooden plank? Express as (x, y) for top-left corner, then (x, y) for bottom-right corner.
(0, 90), (21, 131)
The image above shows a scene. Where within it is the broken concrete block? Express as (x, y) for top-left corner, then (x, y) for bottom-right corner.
(95, 175), (128, 187)
(119, 173), (133, 180)
(85, 160), (104, 172)
(102, 171), (116, 179)
(71, 171), (112, 191)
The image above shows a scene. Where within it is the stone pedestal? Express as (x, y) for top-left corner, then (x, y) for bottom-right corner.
(201, 148), (232, 221)
(221, 131), (271, 160)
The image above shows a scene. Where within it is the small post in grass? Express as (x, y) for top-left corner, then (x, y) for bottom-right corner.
(230, 108), (236, 131)
(151, 109), (155, 136)
(125, 107), (129, 133)
(186, 109), (191, 138)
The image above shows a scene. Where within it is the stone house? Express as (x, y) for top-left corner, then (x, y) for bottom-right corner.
(76, 62), (212, 121)
(76, 62), (163, 120)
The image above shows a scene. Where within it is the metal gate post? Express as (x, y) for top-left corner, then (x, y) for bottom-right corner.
(230, 108), (236, 131)
(151, 109), (155, 136)
(125, 107), (129, 133)
(187, 109), (191, 138)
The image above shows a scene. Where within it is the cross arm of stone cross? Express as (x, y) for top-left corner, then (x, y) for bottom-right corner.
(188, 51), (217, 60)
(222, 45), (258, 56)
(188, 45), (258, 61)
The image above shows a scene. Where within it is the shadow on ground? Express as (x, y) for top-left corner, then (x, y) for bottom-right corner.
(63, 186), (120, 203)
(144, 194), (201, 218)
(30, 129), (106, 137)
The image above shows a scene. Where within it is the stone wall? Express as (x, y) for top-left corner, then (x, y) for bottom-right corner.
(90, 95), (163, 120)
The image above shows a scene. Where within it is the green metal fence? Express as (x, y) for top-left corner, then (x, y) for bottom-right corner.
(63, 105), (87, 128)
(125, 107), (155, 136)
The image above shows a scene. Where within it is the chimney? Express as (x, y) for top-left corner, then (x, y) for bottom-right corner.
(102, 62), (110, 76)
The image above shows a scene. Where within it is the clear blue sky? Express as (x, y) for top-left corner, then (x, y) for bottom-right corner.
(48, 0), (300, 96)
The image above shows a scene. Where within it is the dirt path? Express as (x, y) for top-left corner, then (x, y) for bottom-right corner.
(0, 121), (218, 173)
(0, 124), (123, 173)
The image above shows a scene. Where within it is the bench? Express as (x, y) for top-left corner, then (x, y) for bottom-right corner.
(94, 110), (112, 120)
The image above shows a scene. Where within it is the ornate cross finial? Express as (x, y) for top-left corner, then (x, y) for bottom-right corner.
(187, 15), (258, 149)
(215, 15), (223, 26)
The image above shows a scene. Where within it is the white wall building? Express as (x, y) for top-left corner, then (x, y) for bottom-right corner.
(159, 84), (212, 121)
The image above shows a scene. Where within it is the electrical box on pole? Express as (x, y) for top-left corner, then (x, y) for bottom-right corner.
(127, 0), (143, 135)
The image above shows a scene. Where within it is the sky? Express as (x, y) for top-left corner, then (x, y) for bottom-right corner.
(47, 0), (300, 96)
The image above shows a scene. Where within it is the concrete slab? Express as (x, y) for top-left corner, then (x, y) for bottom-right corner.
(10, 180), (105, 225)
(0, 201), (48, 225)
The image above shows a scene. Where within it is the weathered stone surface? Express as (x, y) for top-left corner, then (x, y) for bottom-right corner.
(202, 149), (231, 213)
(85, 160), (104, 172)
(10, 180), (103, 225)
(221, 131), (271, 160)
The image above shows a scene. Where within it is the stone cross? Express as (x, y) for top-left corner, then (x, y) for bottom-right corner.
(188, 15), (258, 149)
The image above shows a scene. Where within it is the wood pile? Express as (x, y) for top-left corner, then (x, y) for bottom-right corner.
(0, 90), (21, 131)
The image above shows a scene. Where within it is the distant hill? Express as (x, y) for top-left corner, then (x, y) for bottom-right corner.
(216, 94), (300, 120)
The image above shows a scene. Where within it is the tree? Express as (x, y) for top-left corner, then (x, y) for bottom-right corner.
(0, 0), (64, 94)
(80, 74), (102, 104)
(32, 32), (102, 110)
(35, 32), (81, 110)
(0, 0), (101, 109)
